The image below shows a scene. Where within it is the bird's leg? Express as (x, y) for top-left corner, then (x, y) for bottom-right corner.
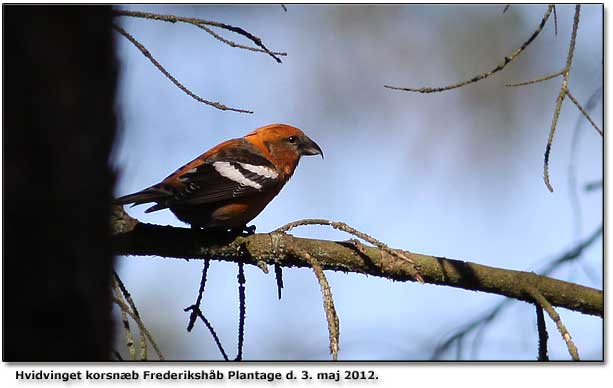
(234, 225), (268, 273)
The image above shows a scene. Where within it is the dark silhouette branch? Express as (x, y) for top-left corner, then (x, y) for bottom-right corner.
(274, 263), (284, 300)
(235, 262), (247, 361)
(535, 303), (549, 361)
(526, 287), (580, 360)
(195, 23), (287, 57)
(183, 259), (230, 361)
(431, 223), (601, 359)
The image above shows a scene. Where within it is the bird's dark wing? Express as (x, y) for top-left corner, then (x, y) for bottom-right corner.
(115, 140), (282, 213)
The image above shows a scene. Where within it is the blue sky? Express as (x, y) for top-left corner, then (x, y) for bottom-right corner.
(113, 4), (603, 360)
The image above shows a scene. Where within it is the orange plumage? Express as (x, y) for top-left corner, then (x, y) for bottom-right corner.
(116, 124), (323, 231)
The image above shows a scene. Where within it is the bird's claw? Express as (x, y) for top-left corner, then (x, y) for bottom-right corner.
(241, 225), (256, 236)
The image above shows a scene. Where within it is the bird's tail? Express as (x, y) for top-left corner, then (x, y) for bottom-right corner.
(114, 184), (173, 213)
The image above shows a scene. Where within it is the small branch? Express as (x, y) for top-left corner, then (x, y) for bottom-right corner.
(184, 307), (229, 361)
(433, 224), (601, 359)
(502, 5), (510, 14)
(112, 9), (283, 63)
(566, 89), (603, 136)
(113, 281), (136, 360)
(235, 262), (246, 361)
(195, 23), (287, 57)
(274, 263), (284, 300)
(526, 287), (580, 360)
(112, 24), (253, 114)
(504, 68), (566, 87)
(113, 271), (143, 319)
(113, 272), (149, 360)
(186, 260), (210, 331)
(113, 350), (124, 361)
(553, 5), (558, 36)
(535, 304), (549, 361)
(184, 260), (230, 361)
(287, 243), (340, 360)
(281, 4), (288, 12)
(139, 330), (147, 361)
(384, 5), (554, 93)
(112, 296), (165, 360)
(543, 87), (567, 192)
(275, 219), (423, 282)
(543, 5), (581, 192)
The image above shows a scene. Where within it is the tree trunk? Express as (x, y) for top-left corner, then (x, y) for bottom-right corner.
(4, 5), (117, 360)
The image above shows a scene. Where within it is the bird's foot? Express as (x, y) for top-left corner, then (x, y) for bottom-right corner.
(241, 225), (256, 236)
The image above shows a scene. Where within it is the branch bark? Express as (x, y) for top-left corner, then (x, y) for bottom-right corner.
(112, 214), (602, 318)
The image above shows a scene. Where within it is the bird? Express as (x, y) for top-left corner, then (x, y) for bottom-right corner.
(115, 123), (323, 232)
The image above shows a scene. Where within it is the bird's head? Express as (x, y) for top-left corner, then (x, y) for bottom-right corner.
(246, 124), (323, 174)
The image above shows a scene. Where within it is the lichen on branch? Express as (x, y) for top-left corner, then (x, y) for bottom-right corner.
(111, 209), (603, 318)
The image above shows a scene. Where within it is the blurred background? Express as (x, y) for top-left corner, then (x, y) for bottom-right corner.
(112, 4), (603, 360)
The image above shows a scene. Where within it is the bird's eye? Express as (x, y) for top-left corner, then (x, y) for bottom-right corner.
(288, 136), (298, 144)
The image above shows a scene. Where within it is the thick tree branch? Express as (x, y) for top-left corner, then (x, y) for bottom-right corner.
(112, 215), (602, 318)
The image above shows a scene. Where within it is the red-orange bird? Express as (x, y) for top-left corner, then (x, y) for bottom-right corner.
(116, 124), (323, 231)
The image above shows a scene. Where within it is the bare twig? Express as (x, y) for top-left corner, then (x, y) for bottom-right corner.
(139, 330), (148, 361)
(112, 296), (165, 360)
(113, 350), (124, 361)
(384, 5), (554, 93)
(526, 287), (580, 360)
(505, 68), (566, 87)
(287, 243), (340, 360)
(566, 89), (603, 136)
(281, 4), (288, 12)
(553, 5), (558, 36)
(275, 218), (423, 282)
(535, 304), (549, 361)
(195, 23), (287, 57)
(113, 9), (283, 63)
(502, 5), (510, 14)
(113, 272), (149, 360)
(235, 262), (246, 361)
(112, 24), (253, 114)
(185, 260), (210, 331)
(184, 259), (230, 361)
(544, 5), (581, 192)
(185, 308), (229, 361)
(113, 271), (143, 319)
(113, 281), (136, 360)
(274, 263), (284, 300)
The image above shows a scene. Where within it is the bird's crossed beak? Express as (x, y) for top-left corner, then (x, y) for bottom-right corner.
(300, 135), (324, 159)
